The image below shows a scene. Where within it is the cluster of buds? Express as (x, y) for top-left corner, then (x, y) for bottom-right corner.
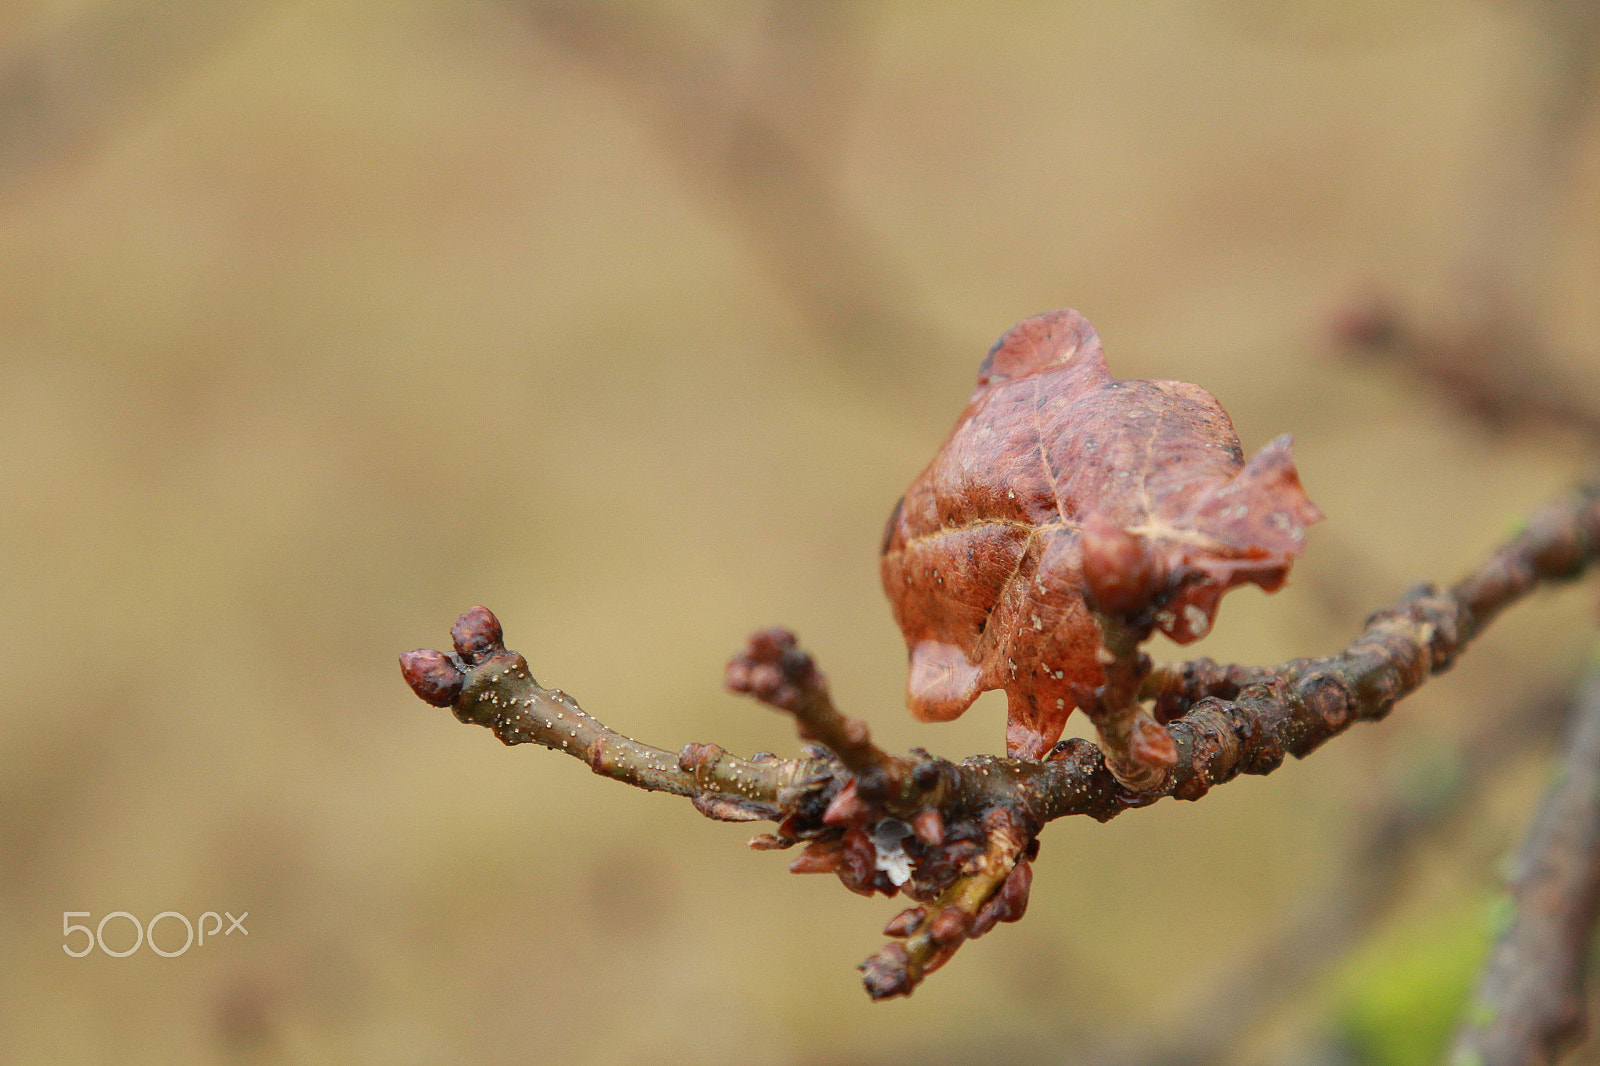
(398, 605), (505, 708)
(402, 609), (1042, 999)
(749, 766), (1039, 998)
(721, 627), (1039, 997)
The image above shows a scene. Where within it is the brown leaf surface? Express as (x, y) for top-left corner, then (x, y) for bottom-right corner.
(881, 310), (1322, 759)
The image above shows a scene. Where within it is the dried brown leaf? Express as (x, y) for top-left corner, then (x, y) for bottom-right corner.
(881, 310), (1322, 758)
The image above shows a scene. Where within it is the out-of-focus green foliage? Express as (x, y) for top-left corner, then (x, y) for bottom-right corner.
(1333, 900), (1493, 1066)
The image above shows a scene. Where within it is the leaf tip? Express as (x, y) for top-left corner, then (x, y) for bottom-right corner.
(976, 308), (1104, 387)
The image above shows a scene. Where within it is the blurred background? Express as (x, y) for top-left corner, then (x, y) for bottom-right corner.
(2, 1), (1599, 1063)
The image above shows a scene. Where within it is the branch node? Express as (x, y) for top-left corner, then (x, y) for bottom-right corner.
(397, 472), (1600, 1000)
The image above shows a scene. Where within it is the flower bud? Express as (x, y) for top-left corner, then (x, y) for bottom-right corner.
(451, 606), (503, 665)
(399, 649), (463, 707)
(999, 858), (1033, 923)
(789, 840), (842, 875)
(911, 807), (945, 846)
(883, 907), (925, 939)
(860, 943), (912, 999)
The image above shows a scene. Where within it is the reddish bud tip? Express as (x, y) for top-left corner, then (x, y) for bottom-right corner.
(822, 780), (868, 826)
(677, 742), (724, 776)
(999, 858), (1033, 923)
(884, 906), (926, 939)
(929, 906), (974, 945)
(1130, 716), (1179, 771)
(860, 943), (912, 1000)
(725, 626), (821, 710)
(451, 606), (504, 665)
(920, 942), (960, 978)
(837, 827), (878, 895)
(747, 626), (798, 658)
(911, 807), (945, 847)
(399, 649), (464, 707)
(789, 840), (843, 875)
(1081, 514), (1160, 616)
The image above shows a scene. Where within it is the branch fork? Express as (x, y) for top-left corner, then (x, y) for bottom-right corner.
(400, 476), (1600, 999)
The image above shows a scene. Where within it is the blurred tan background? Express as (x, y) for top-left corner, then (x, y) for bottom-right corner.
(3, 2), (1599, 1063)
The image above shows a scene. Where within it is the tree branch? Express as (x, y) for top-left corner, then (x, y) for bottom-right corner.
(0, 0), (268, 202)
(1331, 290), (1600, 443)
(1449, 664), (1600, 1065)
(399, 475), (1600, 998)
(1083, 680), (1571, 1066)
(514, 0), (951, 396)
(1329, 0), (1600, 446)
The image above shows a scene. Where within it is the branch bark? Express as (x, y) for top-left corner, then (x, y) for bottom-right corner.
(1026, 478), (1600, 820)
(1082, 681), (1571, 1066)
(399, 474), (1600, 998)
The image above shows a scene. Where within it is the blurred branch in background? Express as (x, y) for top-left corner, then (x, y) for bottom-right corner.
(1084, 678), (1571, 1066)
(915, 0), (1600, 1041)
(1456, 0), (1600, 325)
(515, 0), (954, 398)
(0, 0), (267, 203)
(1449, 666), (1600, 1065)
(1278, 7), (1600, 1061)
(1331, 287), (1600, 443)
(1332, 0), (1600, 440)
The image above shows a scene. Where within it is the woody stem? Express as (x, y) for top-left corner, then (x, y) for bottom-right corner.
(1089, 612), (1168, 791)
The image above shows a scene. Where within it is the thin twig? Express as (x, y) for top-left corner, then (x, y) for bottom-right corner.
(399, 608), (813, 819)
(725, 626), (900, 782)
(1331, 292), (1600, 442)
